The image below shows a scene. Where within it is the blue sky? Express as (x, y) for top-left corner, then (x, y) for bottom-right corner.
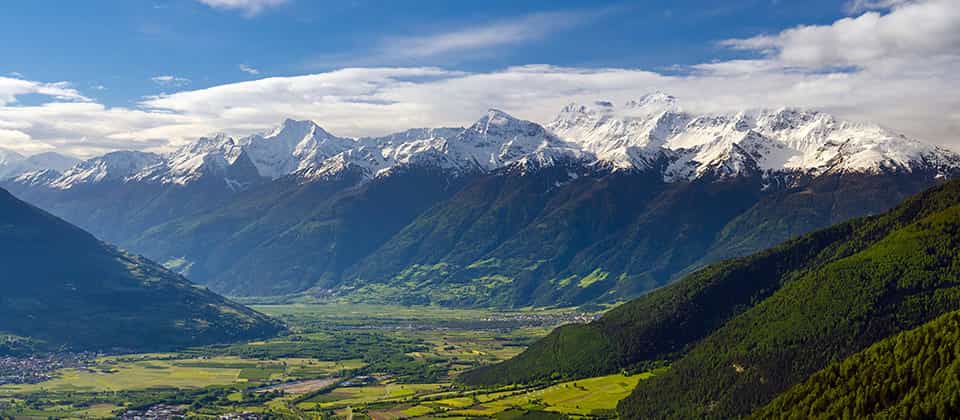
(1, 0), (850, 106)
(0, 0), (957, 156)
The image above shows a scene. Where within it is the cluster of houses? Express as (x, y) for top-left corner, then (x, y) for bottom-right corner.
(0, 352), (98, 385)
(120, 405), (264, 420)
(478, 311), (599, 326)
(118, 404), (186, 420)
(218, 412), (262, 419)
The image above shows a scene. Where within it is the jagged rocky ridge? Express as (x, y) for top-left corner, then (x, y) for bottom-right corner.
(3, 94), (959, 305)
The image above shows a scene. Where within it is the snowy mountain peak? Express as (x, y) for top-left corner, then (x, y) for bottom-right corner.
(455, 110), (586, 171)
(466, 109), (539, 139)
(177, 133), (236, 156)
(263, 118), (340, 150)
(547, 93), (960, 179)
(548, 96), (690, 170)
(469, 109), (535, 135)
(12, 95), (959, 191)
(240, 118), (354, 179)
(52, 151), (163, 189)
(133, 133), (248, 186)
(625, 92), (679, 110)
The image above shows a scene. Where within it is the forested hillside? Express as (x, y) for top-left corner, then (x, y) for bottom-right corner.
(0, 187), (282, 353)
(460, 179), (960, 419)
(753, 309), (960, 419)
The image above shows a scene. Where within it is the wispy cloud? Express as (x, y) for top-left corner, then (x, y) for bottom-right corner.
(196, 0), (288, 16)
(239, 64), (260, 75)
(0, 77), (87, 106)
(306, 8), (613, 68)
(844, 0), (914, 13)
(378, 10), (596, 60)
(151, 75), (191, 87)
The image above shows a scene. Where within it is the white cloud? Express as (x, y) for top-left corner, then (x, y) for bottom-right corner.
(0, 77), (87, 106)
(0, 128), (54, 154)
(197, 0), (287, 16)
(151, 75), (191, 87)
(239, 64), (260, 75)
(0, 1), (957, 158)
(720, 0), (959, 70)
(377, 11), (596, 60)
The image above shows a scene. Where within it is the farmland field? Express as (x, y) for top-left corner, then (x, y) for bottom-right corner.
(0, 303), (628, 419)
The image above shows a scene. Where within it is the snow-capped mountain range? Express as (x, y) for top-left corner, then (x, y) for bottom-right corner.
(549, 93), (959, 180)
(5, 93), (958, 190)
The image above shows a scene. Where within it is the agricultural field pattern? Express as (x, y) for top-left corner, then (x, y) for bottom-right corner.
(0, 303), (633, 419)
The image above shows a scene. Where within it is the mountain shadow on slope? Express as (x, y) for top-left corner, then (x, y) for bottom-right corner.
(0, 187), (281, 354)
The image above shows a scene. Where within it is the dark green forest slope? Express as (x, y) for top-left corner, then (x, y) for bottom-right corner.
(0, 187), (281, 353)
(461, 179), (960, 419)
(753, 309), (960, 419)
(621, 191), (960, 418)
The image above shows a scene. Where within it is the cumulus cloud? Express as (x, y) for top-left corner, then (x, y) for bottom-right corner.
(720, 0), (958, 70)
(197, 0), (288, 16)
(0, 128), (43, 153)
(0, 1), (957, 157)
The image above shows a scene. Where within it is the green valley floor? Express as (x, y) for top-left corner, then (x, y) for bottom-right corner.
(0, 303), (638, 419)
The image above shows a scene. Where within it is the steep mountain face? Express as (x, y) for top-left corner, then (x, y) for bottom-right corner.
(132, 165), (474, 296)
(460, 180), (960, 419)
(345, 168), (771, 306)
(0, 187), (280, 353)
(3, 96), (959, 304)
